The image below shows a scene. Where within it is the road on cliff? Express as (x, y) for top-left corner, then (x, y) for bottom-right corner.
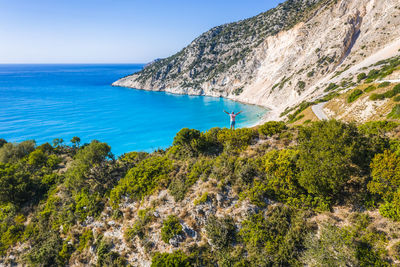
(312, 102), (329, 120)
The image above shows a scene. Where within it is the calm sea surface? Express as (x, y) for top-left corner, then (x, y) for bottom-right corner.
(0, 64), (266, 154)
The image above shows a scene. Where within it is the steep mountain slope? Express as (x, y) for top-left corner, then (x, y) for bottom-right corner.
(113, 0), (400, 120)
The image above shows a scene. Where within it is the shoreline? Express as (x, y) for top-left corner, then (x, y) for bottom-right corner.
(113, 84), (272, 128)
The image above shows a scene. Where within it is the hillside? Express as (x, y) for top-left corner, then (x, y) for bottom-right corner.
(2, 120), (400, 266)
(113, 0), (400, 121)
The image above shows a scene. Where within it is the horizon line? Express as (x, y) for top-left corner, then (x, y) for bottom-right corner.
(0, 62), (147, 65)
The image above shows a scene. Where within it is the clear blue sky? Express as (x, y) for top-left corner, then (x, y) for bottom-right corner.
(0, 0), (284, 63)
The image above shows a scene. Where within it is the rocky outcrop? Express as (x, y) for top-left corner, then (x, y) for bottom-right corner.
(113, 0), (400, 120)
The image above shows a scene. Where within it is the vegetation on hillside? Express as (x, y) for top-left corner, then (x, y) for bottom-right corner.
(1, 119), (400, 265)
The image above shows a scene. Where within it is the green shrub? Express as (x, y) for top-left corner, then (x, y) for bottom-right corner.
(394, 95), (400, 102)
(161, 215), (183, 243)
(347, 89), (363, 103)
(241, 180), (269, 207)
(172, 128), (202, 156)
(74, 189), (103, 221)
(297, 80), (306, 90)
(258, 121), (287, 137)
(297, 120), (366, 200)
(240, 206), (310, 266)
(205, 216), (236, 250)
(392, 241), (400, 261)
(28, 149), (48, 166)
(364, 85), (376, 93)
(369, 150), (400, 220)
(151, 250), (191, 267)
(65, 140), (112, 191)
(0, 140), (36, 164)
(96, 239), (127, 266)
(125, 209), (154, 241)
(217, 128), (257, 153)
(109, 156), (172, 208)
(393, 84), (400, 94)
(78, 229), (93, 252)
(383, 90), (396, 98)
(0, 163), (43, 206)
(263, 149), (300, 201)
(388, 104), (400, 119)
(325, 83), (338, 92)
(379, 192), (400, 221)
(370, 93), (385, 101)
(357, 73), (367, 82)
(0, 139), (6, 148)
(378, 82), (391, 88)
(194, 192), (209, 205)
(25, 231), (64, 266)
(359, 121), (399, 136)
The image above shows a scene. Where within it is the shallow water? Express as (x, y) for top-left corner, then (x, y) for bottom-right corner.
(0, 64), (266, 154)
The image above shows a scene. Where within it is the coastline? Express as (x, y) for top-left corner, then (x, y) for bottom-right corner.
(112, 83), (272, 128)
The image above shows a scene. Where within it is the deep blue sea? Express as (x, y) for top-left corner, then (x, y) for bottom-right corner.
(0, 64), (266, 155)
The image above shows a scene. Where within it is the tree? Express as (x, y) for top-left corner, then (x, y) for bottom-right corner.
(296, 120), (363, 200)
(0, 140), (36, 164)
(52, 138), (64, 148)
(71, 136), (81, 148)
(0, 139), (6, 148)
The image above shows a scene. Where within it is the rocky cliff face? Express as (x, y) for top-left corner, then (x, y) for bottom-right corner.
(113, 0), (400, 120)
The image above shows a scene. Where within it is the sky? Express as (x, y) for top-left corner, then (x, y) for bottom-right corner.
(0, 0), (284, 63)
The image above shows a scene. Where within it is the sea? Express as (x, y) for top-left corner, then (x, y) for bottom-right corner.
(0, 64), (266, 155)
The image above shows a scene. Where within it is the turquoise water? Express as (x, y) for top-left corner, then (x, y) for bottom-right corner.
(0, 64), (266, 154)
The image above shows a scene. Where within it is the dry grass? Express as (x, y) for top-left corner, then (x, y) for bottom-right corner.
(324, 82), (400, 123)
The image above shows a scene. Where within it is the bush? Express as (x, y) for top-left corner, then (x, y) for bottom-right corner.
(205, 216), (236, 249)
(172, 128), (202, 156)
(240, 206), (310, 266)
(125, 209), (154, 241)
(347, 89), (363, 103)
(378, 82), (391, 88)
(161, 215), (183, 243)
(369, 150), (400, 220)
(0, 140), (36, 164)
(296, 120), (366, 200)
(109, 156), (172, 208)
(0, 139), (6, 148)
(263, 149), (300, 201)
(74, 189), (103, 221)
(0, 163), (43, 206)
(383, 90), (396, 98)
(388, 104), (400, 119)
(357, 73), (367, 82)
(96, 239), (127, 266)
(78, 229), (93, 252)
(394, 95), (400, 102)
(359, 121), (399, 136)
(151, 250), (191, 267)
(217, 128), (257, 153)
(370, 93), (385, 101)
(370, 152), (400, 190)
(258, 121), (287, 137)
(393, 84), (400, 94)
(193, 192), (209, 205)
(297, 81), (306, 90)
(28, 149), (48, 167)
(379, 191), (400, 221)
(66, 140), (112, 191)
(325, 83), (338, 92)
(364, 85), (376, 93)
